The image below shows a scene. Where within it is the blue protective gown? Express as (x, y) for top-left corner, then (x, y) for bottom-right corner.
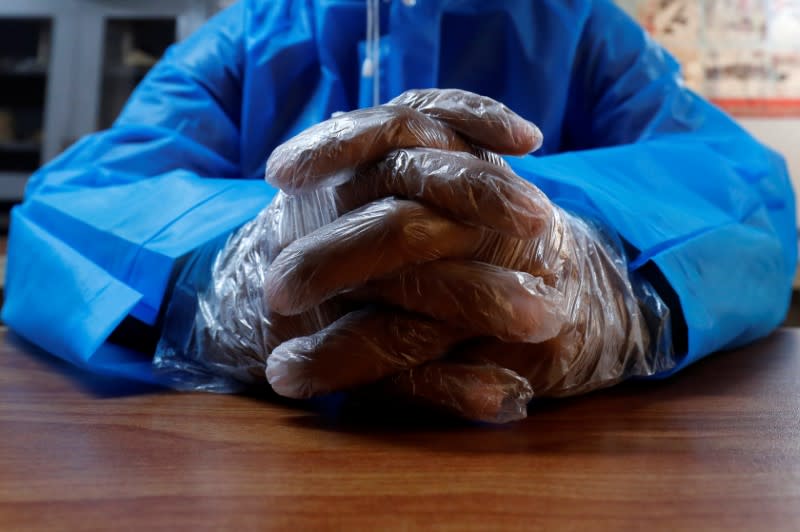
(3, 0), (796, 382)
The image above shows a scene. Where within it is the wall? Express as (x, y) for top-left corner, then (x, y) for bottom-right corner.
(205, 1), (800, 221)
(740, 119), (800, 221)
(617, 0), (800, 222)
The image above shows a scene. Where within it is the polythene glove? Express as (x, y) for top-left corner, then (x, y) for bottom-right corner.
(155, 89), (549, 420)
(260, 94), (677, 422)
(264, 151), (675, 409)
(267, 88), (542, 192)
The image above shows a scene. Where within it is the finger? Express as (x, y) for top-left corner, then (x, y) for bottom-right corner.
(349, 260), (568, 343)
(266, 106), (471, 192)
(370, 361), (533, 424)
(260, 299), (350, 352)
(265, 308), (469, 399)
(336, 148), (554, 239)
(450, 336), (586, 398)
(265, 198), (482, 315)
(261, 189), (343, 258)
(389, 88), (543, 155)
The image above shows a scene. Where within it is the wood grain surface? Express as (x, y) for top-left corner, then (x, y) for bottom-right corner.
(1, 327), (799, 531)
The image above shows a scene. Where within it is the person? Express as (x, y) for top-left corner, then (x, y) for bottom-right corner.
(3, 0), (795, 422)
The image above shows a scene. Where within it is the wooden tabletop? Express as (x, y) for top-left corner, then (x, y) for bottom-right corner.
(1, 328), (799, 531)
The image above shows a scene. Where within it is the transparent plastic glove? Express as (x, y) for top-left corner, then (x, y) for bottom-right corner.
(267, 88), (542, 192)
(156, 89), (549, 418)
(264, 148), (676, 421)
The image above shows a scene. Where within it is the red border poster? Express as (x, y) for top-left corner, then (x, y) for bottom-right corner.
(630, 0), (800, 117)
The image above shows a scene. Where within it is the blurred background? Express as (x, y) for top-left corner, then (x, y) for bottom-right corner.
(0, 0), (231, 218)
(618, 0), (800, 216)
(0, 0), (798, 318)
(617, 0), (800, 323)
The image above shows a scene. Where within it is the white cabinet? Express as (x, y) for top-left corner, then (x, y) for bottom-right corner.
(0, 1), (70, 200)
(0, 0), (215, 201)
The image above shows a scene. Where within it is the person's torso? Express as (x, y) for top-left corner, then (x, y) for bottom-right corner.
(238, 0), (592, 177)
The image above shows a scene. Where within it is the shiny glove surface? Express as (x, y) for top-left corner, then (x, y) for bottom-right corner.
(265, 171), (664, 413)
(188, 90), (547, 418)
(192, 89), (673, 423)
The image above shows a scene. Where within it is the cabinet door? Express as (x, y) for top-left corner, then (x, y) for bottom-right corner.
(0, 0), (210, 202)
(71, 0), (208, 138)
(0, 1), (78, 201)
(97, 17), (178, 130)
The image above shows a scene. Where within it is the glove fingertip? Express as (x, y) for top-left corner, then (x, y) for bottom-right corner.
(525, 120), (544, 153)
(266, 346), (314, 399)
(264, 259), (313, 316)
(491, 393), (531, 424)
(265, 146), (292, 189)
(476, 372), (534, 424)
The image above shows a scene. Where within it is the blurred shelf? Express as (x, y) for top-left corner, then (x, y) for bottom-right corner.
(0, 75), (47, 107)
(103, 65), (152, 78)
(0, 173), (29, 201)
(0, 141), (40, 153)
(0, 67), (47, 77)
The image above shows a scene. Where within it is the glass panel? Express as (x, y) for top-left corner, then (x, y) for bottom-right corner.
(99, 18), (176, 130)
(0, 18), (51, 173)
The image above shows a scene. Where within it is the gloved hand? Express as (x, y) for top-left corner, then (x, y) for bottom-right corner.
(165, 89), (562, 422)
(260, 90), (675, 422)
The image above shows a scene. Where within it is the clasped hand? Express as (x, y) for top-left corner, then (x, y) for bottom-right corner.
(204, 89), (652, 423)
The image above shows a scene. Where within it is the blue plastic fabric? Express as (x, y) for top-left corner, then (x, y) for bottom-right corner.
(3, 0), (795, 379)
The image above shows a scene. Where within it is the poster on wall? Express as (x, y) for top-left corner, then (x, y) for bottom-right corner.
(630, 0), (800, 117)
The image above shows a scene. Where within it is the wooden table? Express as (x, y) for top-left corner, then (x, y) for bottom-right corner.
(1, 328), (799, 531)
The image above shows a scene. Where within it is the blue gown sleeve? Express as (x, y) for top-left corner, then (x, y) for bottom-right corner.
(508, 0), (797, 373)
(2, 4), (276, 379)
